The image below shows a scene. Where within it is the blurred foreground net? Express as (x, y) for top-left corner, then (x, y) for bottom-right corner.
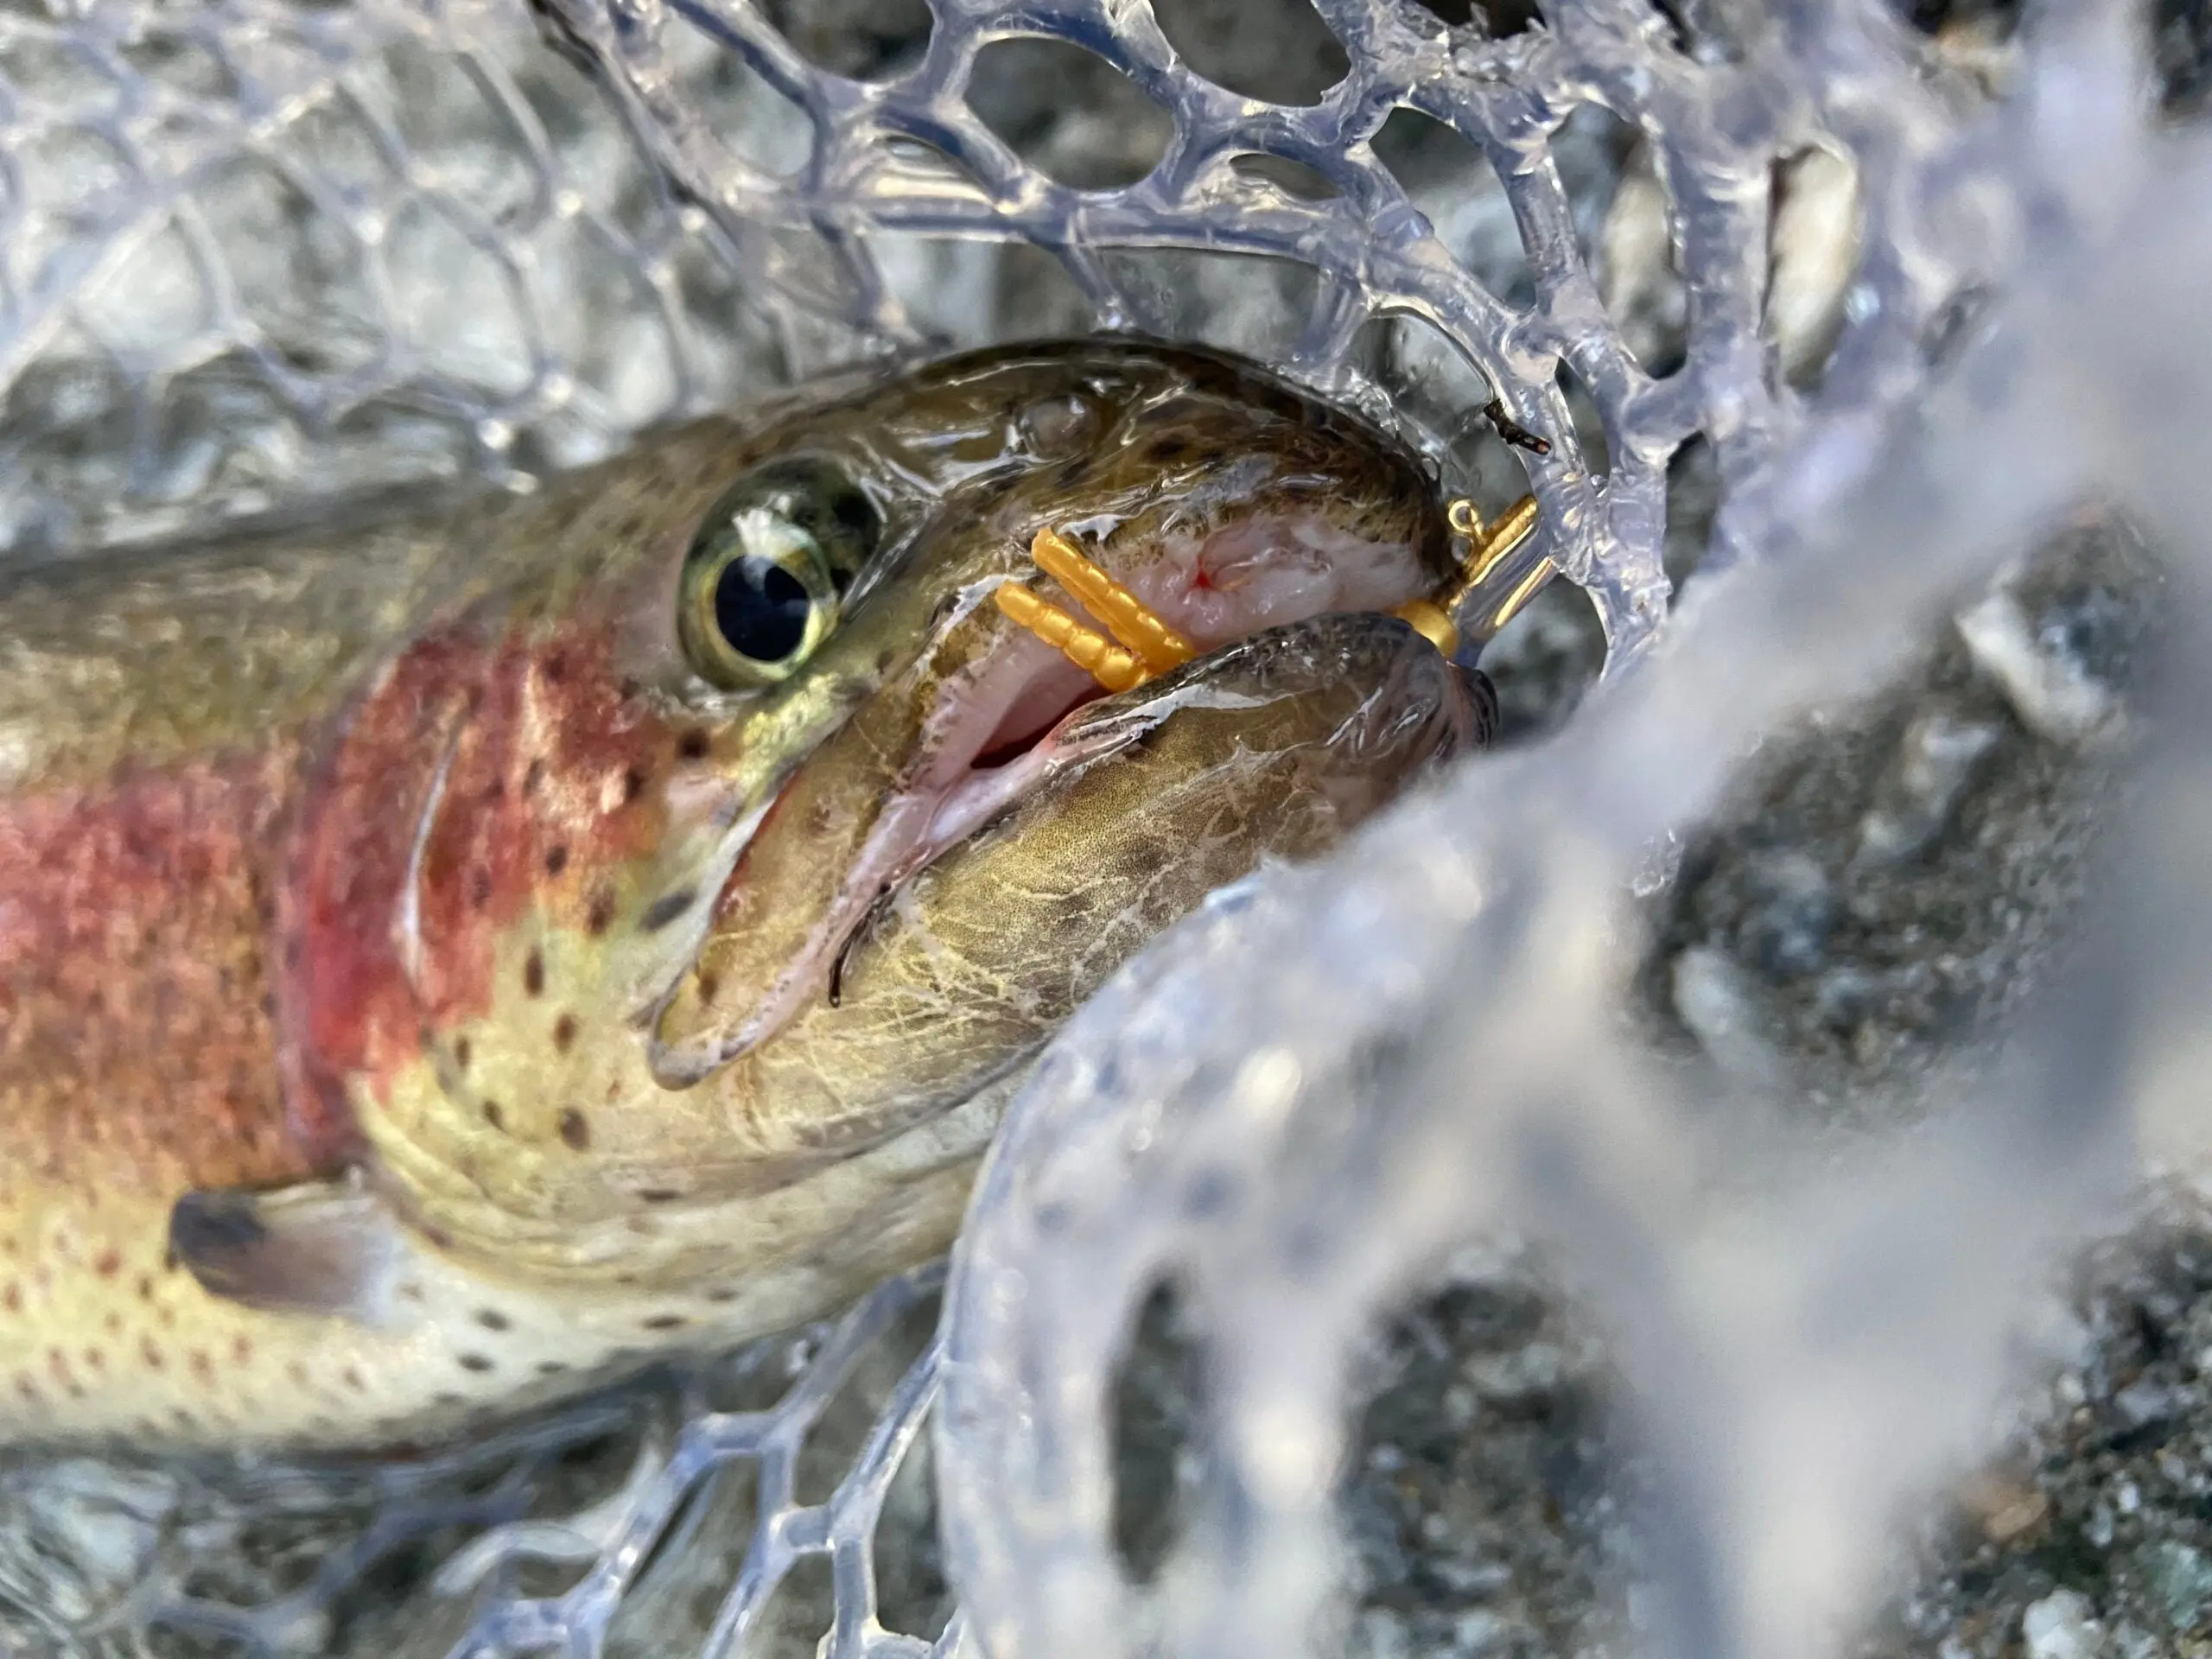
(1, 0), (2209, 1657)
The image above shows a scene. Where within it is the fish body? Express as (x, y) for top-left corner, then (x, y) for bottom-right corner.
(0, 340), (1486, 1451)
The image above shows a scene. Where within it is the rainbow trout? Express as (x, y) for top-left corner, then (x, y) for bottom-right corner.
(0, 340), (1491, 1451)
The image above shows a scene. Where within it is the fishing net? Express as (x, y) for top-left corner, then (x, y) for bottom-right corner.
(2, 0), (2209, 1656)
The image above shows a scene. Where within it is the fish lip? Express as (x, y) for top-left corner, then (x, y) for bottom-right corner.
(645, 510), (1436, 1085)
(620, 787), (783, 1036)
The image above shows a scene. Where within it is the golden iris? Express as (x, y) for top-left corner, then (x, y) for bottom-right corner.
(680, 461), (880, 689)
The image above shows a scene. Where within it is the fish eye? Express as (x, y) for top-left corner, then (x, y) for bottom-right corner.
(680, 460), (882, 689)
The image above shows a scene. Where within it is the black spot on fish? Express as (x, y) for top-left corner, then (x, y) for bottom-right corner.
(558, 1108), (592, 1151)
(639, 890), (693, 932)
(168, 1192), (269, 1259)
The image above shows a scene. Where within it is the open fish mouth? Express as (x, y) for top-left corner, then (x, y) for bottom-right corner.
(914, 512), (1427, 860)
(644, 507), (1440, 1082)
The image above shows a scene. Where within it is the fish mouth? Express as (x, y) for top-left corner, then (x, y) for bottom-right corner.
(879, 509), (1440, 886)
(645, 508), (1435, 1082)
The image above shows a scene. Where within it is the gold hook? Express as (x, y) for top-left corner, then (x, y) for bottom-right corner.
(1395, 494), (1545, 658)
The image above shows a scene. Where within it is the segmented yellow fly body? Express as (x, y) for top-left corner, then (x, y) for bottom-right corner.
(993, 529), (1197, 693)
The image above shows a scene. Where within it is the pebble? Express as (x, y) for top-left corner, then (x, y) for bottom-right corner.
(1959, 1472), (2050, 1543)
(1450, 1608), (1508, 1653)
(1955, 588), (2120, 747)
(2022, 1590), (2105, 1659)
(1669, 945), (1786, 1081)
(2139, 1539), (2212, 1632)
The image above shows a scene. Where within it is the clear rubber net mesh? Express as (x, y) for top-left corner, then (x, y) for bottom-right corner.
(2, 0), (2209, 1656)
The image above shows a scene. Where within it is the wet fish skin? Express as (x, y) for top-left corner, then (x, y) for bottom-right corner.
(0, 340), (1479, 1450)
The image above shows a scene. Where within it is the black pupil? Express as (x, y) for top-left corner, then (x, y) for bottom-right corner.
(714, 556), (813, 663)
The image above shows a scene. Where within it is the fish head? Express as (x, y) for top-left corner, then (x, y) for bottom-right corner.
(283, 340), (1482, 1287)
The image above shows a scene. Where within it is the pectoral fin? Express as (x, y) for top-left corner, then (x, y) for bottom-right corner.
(168, 1175), (410, 1325)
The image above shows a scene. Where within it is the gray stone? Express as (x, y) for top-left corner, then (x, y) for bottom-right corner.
(2022, 1590), (2105, 1659)
(2139, 1539), (2212, 1633)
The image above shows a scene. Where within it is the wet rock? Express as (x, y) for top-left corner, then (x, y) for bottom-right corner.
(1838, 1191), (2212, 1659)
(1643, 512), (2163, 1092)
(1338, 1261), (1633, 1659)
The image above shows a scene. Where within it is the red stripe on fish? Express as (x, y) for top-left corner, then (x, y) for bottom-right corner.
(0, 748), (331, 1193)
(283, 615), (677, 1109)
